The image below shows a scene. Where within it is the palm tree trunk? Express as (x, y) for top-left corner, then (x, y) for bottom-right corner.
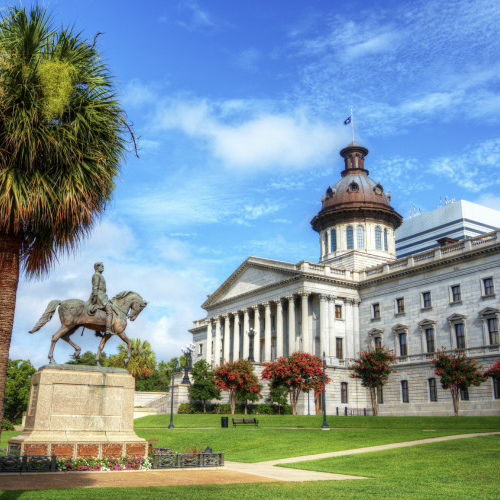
(0, 233), (22, 443)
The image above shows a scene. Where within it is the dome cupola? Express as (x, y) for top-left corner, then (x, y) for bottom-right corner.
(311, 142), (403, 269)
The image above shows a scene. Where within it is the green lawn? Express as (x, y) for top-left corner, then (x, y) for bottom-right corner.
(135, 413), (500, 430)
(1, 436), (499, 499)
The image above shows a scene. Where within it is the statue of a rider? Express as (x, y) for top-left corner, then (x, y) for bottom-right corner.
(88, 262), (113, 335)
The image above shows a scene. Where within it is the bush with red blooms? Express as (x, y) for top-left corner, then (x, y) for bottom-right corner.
(349, 346), (397, 416)
(213, 359), (261, 414)
(484, 359), (500, 380)
(432, 347), (486, 416)
(261, 352), (330, 415)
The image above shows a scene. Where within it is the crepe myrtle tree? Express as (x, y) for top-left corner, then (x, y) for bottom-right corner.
(261, 352), (330, 415)
(484, 359), (500, 380)
(349, 346), (397, 416)
(213, 359), (261, 415)
(433, 347), (486, 416)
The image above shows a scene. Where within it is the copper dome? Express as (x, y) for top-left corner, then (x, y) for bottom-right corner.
(311, 142), (403, 232)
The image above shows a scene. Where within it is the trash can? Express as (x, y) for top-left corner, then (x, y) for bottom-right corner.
(221, 416), (229, 428)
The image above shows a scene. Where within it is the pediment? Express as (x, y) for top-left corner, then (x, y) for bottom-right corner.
(368, 328), (384, 336)
(392, 323), (409, 332)
(418, 318), (436, 327)
(203, 258), (300, 308)
(478, 307), (499, 317)
(447, 313), (467, 322)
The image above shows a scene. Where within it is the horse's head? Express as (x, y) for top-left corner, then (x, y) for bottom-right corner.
(129, 295), (148, 321)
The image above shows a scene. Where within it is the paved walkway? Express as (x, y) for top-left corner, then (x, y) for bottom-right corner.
(1, 432), (498, 490)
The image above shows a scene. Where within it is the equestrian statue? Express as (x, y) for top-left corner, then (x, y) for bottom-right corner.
(29, 262), (148, 366)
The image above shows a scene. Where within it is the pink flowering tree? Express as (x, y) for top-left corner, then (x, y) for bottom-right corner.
(432, 348), (486, 416)
(484, 359), (500, 380)
(213, 359), (261, 414)
(261, 352), (330, 415)
(349, 346), (396, 416)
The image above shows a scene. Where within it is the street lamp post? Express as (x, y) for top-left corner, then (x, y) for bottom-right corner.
(321, 351), (329, 430)
(181, 343), (195, 385)
(168, 359), (178, 430)
(248, 328), (256, 362)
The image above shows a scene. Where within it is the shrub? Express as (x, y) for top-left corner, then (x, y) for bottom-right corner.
(255, 404), (273, 414)
(2, 418), (14, 431)
(214, 403), (231, 414)
(178, 403), (196, 414)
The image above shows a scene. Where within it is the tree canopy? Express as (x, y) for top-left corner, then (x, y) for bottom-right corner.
(4, 359), (36, 423)
(188, 360), (221, 413)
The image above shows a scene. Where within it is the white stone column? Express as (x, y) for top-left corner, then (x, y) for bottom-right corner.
(233, 312), (240, 360)
(206, 320), (213, 365)
(344, 299), (353, 359)
(319, 294), (329, 357)
(214, 317), (221, 366)
(243, 308), (250, 359)
(222, 314), (230, 363)
(253, 305), (261, 363)
(287, 295), (296, 356)
(352, 299), (360, 357)
(328, 295), (336, 356)
(264, 301), (272, 361)
(276, 298), (284, 358)
(300, 291), (310, 353)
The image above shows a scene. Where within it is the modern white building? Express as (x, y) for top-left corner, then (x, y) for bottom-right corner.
(190, 142), (500, 416)
(395, 200), (500, 258)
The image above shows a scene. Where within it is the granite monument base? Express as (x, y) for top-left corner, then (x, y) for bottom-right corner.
(8, 365), (147, 459)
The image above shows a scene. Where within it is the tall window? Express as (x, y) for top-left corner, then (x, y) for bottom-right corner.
(377, 386), (383, 404)
(336, 337), (343, 359)
(451, 285), (461, 303)
(356, 226), (364, 249)
(399, 332), (407, 356)
(341, 382), (348, 403)
(375, 227), (382, 250)
(429, 378), (437, 402)
(455, 323), (466, 349)
(331, 228), (337, 252)
(396, 298), (405, 314)
(494, 378), (500, 399)
(384, 228), (388, 251)
(335, 305), (342, 319)
(372, 303), (380, 319)
(401, 380), (409, 403)
(460, 387), (469, 401)
(346, 226), (354, 249)
(199, 343), (203, 355)
(422, 291), (432, 308)
(425, 328), (435, 353)
(374, 336), (382, 348)
(488, 318), (499, 345)
(483, 277), (495, 296)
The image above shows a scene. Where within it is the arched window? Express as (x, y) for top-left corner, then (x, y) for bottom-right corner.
(346, 226), (354, 249)
(356, 226), (364, 249)
(384, 228), (388, 251)
(331, 228), (337, 252)
(375, 227), (382, 250)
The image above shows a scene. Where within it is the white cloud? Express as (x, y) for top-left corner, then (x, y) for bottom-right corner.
(155, 97), (342, 170)
(176, 1), (216, 31)
(475, 193), (500, 211)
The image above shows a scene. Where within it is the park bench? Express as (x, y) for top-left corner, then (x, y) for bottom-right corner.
(232, 418), (258, 427)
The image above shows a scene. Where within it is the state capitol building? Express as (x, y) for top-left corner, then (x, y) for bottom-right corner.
(190, 141), (500, 416)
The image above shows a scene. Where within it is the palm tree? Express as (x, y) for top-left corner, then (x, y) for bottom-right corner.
(110, 339), (156, 378)
(0, 6), (134, 437)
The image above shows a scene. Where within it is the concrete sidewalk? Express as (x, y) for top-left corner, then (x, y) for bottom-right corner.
(1, 432), (498, 490)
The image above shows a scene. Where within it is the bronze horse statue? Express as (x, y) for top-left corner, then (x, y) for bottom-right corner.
(29, 291), (148, 366)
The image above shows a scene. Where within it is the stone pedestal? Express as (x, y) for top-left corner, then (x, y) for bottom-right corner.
(8, 365), (147, 459)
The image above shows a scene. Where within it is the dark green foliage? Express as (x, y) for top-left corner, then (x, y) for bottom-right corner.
(135, 369), (170, 392)
(188, 360), (221, 413)
(66, 351), (108, 366)
(5, 359), (36, 423)
(178, 403), (197, 414)
(2, 418), (14, 430)
(267, 385), (289, 414)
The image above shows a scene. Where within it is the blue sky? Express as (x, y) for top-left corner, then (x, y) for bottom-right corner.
(7, 0), (500, 367)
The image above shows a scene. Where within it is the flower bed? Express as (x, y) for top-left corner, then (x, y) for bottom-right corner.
(56, 455), (152, 471)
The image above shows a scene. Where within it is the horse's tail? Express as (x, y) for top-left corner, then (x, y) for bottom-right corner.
(29, 300), (61, 333)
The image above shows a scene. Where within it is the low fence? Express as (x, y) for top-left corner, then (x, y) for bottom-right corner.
(0, 454), (56, 473)
(336, 407), (373, 416)
(152, 447), (224, 469)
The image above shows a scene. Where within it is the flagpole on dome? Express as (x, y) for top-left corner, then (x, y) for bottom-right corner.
(343, 106), (354, 142)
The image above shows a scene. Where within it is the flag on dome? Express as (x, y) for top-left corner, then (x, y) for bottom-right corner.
(344, 116), (351, 125)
